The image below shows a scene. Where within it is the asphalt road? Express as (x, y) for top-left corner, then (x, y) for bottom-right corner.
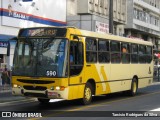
(0, 83), (160, 120)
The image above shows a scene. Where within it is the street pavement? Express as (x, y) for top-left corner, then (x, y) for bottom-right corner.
(0, 85), (28, 103)
(0, 78), (159, 103)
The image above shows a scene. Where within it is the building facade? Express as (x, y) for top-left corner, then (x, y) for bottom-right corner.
(0, 0), (66, 67)
(125, 0), (160, 50)
(0, 0), (67, 85)
(67, 0), (127, 36)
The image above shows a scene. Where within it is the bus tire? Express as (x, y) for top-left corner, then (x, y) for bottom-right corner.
(81, 82), (93, 105)
(38, 98), (50, 104)
(129, 78), (138, 96)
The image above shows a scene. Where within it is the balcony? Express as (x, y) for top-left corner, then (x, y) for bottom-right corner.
(133, 19), (160, 36)
(133, 0), (160, 14)
(133, 19), (160, 31)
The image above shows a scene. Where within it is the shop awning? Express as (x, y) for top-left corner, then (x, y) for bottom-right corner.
(0, 34), (15, 40)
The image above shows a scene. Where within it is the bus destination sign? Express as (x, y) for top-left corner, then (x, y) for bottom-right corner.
(18, 28), (67, 37)
(28, 29), (57, 36)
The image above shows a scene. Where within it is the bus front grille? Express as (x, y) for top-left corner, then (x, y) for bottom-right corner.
(17, 79), (55, 84)
(23, 85), (47, 91)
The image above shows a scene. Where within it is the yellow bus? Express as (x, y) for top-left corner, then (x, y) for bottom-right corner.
(12, 27), (153, 105)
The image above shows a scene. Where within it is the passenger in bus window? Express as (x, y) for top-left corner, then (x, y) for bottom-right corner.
(57, 52), (65, 76)
(122, 46), (128, 63)
(70, 54), (74, 64)
(122, 46), (127, 53)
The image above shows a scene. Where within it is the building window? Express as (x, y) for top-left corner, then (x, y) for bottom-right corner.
(99, 0), (104, 7)
(134, 8), (138, 19)
(133, 8), (159, 26)
(94, 0), (99, 6)
(0, 55), (4, 65)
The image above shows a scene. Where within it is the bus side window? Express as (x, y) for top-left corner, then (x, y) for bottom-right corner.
(139, 45), (146, 63)
(70, 41), (83, 76)
(131, 44), (138, 63)
(121, 43), (130, 63)
(111, 41), (121, 63)
(146, 46), (152, 63)
(98, 39), (110, 63)
(86, 38), (97, 63)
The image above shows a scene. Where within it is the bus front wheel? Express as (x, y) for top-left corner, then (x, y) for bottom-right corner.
(38, 98), (50, 104)
(81, 82), (93, 105)
(129, 78), (138, 96)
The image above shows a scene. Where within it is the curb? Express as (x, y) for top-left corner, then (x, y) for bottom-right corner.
(0, 90), (34, 103)
(0, 98), (36, 105)
(0, 97), (29, 103)
(0, 90), (11, 93)
(152, 82), (160, 85)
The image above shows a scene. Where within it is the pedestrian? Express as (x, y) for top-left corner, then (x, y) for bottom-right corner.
(1, 65), (10, 90)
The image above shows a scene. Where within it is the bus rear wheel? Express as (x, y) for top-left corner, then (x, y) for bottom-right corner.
(81, 82), (93, 105)
(38, 98), (50, 104)
(129, 78), (138, 96)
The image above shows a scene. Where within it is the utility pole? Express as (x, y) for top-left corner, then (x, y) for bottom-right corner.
(7, 40), (10, 70)
(109, 0), (113, 34)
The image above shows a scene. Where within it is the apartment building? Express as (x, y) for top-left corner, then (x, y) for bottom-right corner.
(67, 0), (127, 36)
(125, 0), (160, 49)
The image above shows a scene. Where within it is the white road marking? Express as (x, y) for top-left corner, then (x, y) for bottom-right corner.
(49, 99), (64, 102)
(150, 108), (160, 111)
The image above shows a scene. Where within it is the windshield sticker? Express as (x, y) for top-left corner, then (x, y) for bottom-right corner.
(46, 70), (57, 77)
(59, 42), (65, 51)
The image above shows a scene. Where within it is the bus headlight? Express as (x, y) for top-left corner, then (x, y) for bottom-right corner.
(13, 84), (21, 88)
(50, 86), (54, 90)
(56, 86), (65, 91)
(55, 86), (60, 90)
(13, 84), (18, 88)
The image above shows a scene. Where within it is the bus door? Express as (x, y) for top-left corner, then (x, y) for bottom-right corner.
(69, 40), (84, 99)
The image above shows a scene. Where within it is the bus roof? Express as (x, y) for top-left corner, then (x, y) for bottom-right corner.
(79, 29), (153, 46)
(18, 26), (153, 46)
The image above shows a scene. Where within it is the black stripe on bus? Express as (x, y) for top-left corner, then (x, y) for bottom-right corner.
(96, 77), (153, 83)
(68, 77), (153, 86)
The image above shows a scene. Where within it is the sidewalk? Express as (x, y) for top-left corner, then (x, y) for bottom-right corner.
(0, 85), (12, 93)
(0, 85), (32, 103)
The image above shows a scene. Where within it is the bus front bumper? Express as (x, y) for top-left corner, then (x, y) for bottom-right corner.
(12, 87), (68, 99)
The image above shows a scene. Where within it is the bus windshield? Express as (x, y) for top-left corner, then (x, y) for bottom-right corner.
(12, 38), (68, 77)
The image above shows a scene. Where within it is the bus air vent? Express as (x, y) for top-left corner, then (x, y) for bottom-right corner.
(17, 79), (55, 84)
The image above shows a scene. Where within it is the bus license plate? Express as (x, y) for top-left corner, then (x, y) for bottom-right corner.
(48, 92), (58, 96)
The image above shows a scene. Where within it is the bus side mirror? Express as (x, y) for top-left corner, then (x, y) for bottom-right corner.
(10, 37), (18, 41)
(73, 36), (79, 41)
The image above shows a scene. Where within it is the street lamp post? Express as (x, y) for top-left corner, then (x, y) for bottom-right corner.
(109, 0), (113, 34)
